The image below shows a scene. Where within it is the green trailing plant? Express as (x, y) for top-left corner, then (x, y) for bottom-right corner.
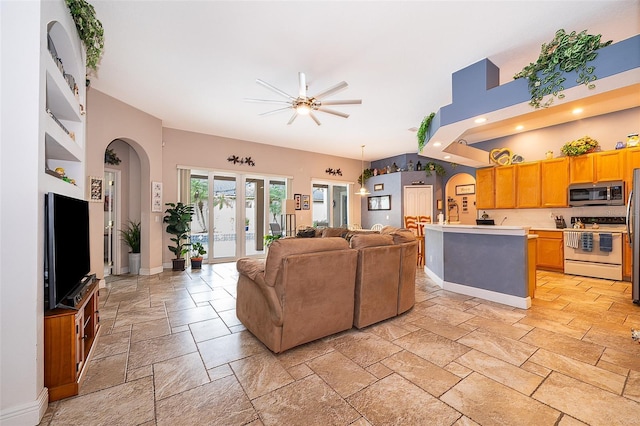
(163, 202), (194, 259)
(424, 162), (446, 177)
(104, 148), (121, 165)
(417, 112), (436, 152)
(119, 220), (140, 253)
(65, 0), (104, 72)
(561, 135), (599, 156)
(264, 234), (282, 247)
(357, 168), (373, 185)
(190, 242), (206, 259)
(514, 29), (611, 108)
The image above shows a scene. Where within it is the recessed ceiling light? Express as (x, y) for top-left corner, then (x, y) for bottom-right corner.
(433, 141), (442, 147)
(516, 125), (524, 131)
(572, 108), (583, 114)
(444, 155), (451, 159)
(474, 117), (487, 124)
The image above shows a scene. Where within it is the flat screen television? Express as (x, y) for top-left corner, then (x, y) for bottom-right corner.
(44, 192), (91, 310)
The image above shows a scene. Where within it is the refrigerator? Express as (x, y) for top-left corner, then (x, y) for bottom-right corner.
(626, 168), (640, 305)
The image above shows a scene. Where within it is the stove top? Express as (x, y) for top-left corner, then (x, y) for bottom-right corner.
(569, 216), (626, 226)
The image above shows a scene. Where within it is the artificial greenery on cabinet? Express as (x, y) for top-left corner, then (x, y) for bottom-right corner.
(65, 0), (104, 72)
(417, 112), (436, 152)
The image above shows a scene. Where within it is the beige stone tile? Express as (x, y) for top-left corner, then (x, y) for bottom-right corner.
(533, 372), (640, 425)
(557, 415), (589, 425)
(218, 309), (242, 327)
(188, 317), (231, 343)
(517, 315), (588, 340)
(464, 315), (532, 340)
(230, 352), (294, 399)
(381, 350), (460, 397)
(328, 330), (403, 368)
(307, 351), (376, 398)
(529, 348), (626, 394)
(184, 284), (214, 294)
(457, 329), (537, 366)
(128, 331), (197, 370)
(531, 297), (571, 310)
(162, 297), (197, 312)
(411, 315), (471, 340)
(394, 329), (470, 367)
(465, 303), (526, 324)
(520, 328), (604, 365)
(210, 296), (236, 312)
(442, 372), (560, 425)
(419, 303), (476, 326)
(126, 364), (152, 382)
(274, 339), (335, 369)
(349, 417), (372, 426)
(348, 374), (461, 425)
(366, 321), (413, 341)
(600, 347), (640, 372)
(624, 369), (640, 402)
(596, 359), (629, 376)
(113, 305), (167, 328)
(253, 374), (360, 425)
(287, 363), (314, 380)
(365, 361), (393, 380)
(444, 362), (473, 378)
(456, 349), (544, 395)
(521, 360), (552, 378)
(91, 330), (130, 360)
(130, 318), (171, 343)
(156, 375), (257, 425)
(153, 352), (210, 400)
(167, 305), (218, 327)
(197, 330), (266, 369)
(523, 305), (577, 324)
(207, 364), (233, 381)
(454, 416), (481, 426)
(49, 377), (154, 426)
(79, 352), (127, 395)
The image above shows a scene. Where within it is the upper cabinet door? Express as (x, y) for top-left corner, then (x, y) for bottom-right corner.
(541, 158), (569, 207)
(495, 165), (516, 209)
(569, 155), (594, 184)
(516, 162), (541, 208)
(475, 167), (495, 209)
(595, 150), (624, 182)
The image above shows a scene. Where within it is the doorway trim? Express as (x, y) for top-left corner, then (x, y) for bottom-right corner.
(104, 168), (122, 275)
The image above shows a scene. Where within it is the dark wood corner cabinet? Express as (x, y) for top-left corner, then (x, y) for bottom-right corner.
(44, 281), (100, 401)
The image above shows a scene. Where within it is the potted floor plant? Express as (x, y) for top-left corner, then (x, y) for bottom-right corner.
(163, 202), (194, 271)
(190, 242), (206, 269)
(120, 220), (141, 274)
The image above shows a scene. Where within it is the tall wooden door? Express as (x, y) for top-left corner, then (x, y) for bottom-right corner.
(403, 186), (433, 221)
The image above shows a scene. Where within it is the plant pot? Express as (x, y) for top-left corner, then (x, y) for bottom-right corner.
(191, 258), (203, 269)
(129, 253), (141, 275)
(172, 258), (186, 271)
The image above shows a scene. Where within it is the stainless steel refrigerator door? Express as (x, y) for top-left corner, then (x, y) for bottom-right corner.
(632, 169), (640, 304)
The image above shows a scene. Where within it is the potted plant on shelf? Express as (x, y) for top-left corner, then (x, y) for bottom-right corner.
(163, 202), (194, 271)
(245, 218), (250, 231)
(119, 220), (141, 274)
(190, 242), (206, 269)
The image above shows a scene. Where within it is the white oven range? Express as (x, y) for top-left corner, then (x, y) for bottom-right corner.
(563, 216), (626, 281)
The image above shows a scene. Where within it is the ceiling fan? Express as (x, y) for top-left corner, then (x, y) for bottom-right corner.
(245, 72), (362, 125)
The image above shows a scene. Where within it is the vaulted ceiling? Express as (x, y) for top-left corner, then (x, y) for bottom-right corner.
(90, 1), (640, 162)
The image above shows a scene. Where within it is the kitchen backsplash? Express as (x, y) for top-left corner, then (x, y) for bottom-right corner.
(478, 205), (627, 229)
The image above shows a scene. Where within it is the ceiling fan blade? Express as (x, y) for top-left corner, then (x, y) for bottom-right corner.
(256, 79), (295, 100)
(317, 107), (349, 119)
(260, 106), (293, 116)
(245, 98), (292, 105)
(287, 111), (298, 125)
(309, 111), (322, 126)
(298, 72), (307, 98)
(319, 99), (362, 106)
(312, 81), (348, 100)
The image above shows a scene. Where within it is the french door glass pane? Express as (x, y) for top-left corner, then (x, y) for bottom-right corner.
(213, 176), (236, 259)
(269, 180), (286, 234)
(333, 185), (348, 228)
(190, 175), (209, 261)
(312, 184), (329, 227)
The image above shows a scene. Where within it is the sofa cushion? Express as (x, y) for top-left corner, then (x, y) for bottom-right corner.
(264, 237), (350, 286)
(236, 258), (265, 281)
(322, 227), (348, 238)
(349, 233), (394, 250)
(381, 226), (416, 244)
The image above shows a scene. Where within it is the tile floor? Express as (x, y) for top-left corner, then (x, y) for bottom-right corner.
(39, 265), (640, 426)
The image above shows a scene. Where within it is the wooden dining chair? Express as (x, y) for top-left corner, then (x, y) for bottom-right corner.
(403, 216), (424, 266)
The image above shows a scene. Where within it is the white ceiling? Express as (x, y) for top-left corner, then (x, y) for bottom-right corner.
(90, 1), (640, 162)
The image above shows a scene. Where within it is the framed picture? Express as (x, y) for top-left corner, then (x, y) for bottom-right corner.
(374, 183), (384, 191)
(455, 184), (475, 195)
(367, 195), (391, 211)
(88, 176), (103, 202)
(152, 181), (163, 212)
(294, 194), (302, 210)
(302, 195), (310, 210)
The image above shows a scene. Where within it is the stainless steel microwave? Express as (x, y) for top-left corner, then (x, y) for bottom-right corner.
(568, 181), (625, 206)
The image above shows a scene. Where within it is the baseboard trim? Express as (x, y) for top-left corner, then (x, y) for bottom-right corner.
(0, 387), (48, 426)
(140, 266), (163, 275)
(443, 281), (531, 309)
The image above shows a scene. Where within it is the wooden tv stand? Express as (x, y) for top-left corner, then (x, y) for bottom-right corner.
(44, 280), (100, 401)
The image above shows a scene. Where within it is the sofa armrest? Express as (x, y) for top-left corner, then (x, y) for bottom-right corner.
(237, 259), (283, 326)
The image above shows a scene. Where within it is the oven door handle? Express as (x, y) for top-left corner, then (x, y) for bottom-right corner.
(626, 189), (633, 246)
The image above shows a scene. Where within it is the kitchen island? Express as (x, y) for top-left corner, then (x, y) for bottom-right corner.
(423, 224), (537, 309)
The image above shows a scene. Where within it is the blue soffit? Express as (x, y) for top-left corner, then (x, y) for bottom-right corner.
(426, 34), (640, 143)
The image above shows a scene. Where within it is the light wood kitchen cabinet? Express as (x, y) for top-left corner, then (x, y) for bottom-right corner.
(517, 162), (541, 208)
(625, 147), (640, 199)
(475, 167), (495, 209)
(541, 158), (569, 207)
(495, 165), (516, 208)
(530, 230), (564, 272)
(624, 233), (632, 281)
(595, 150), (625, 182)
(569, 155), (594, 183)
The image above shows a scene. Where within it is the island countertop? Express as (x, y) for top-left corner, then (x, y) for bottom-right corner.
(423, 223), (530, 236)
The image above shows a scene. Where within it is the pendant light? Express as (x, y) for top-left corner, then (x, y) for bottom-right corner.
(356, 144), (370, 196)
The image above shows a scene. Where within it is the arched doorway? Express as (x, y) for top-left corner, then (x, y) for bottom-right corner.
(444, 173), (477, 225)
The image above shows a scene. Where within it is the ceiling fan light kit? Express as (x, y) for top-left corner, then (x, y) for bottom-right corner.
(246, 72), (361, 125)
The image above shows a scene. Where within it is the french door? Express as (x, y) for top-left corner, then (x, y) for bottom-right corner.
(190, 170), (287, 262)
(312, 182), (349, 228)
